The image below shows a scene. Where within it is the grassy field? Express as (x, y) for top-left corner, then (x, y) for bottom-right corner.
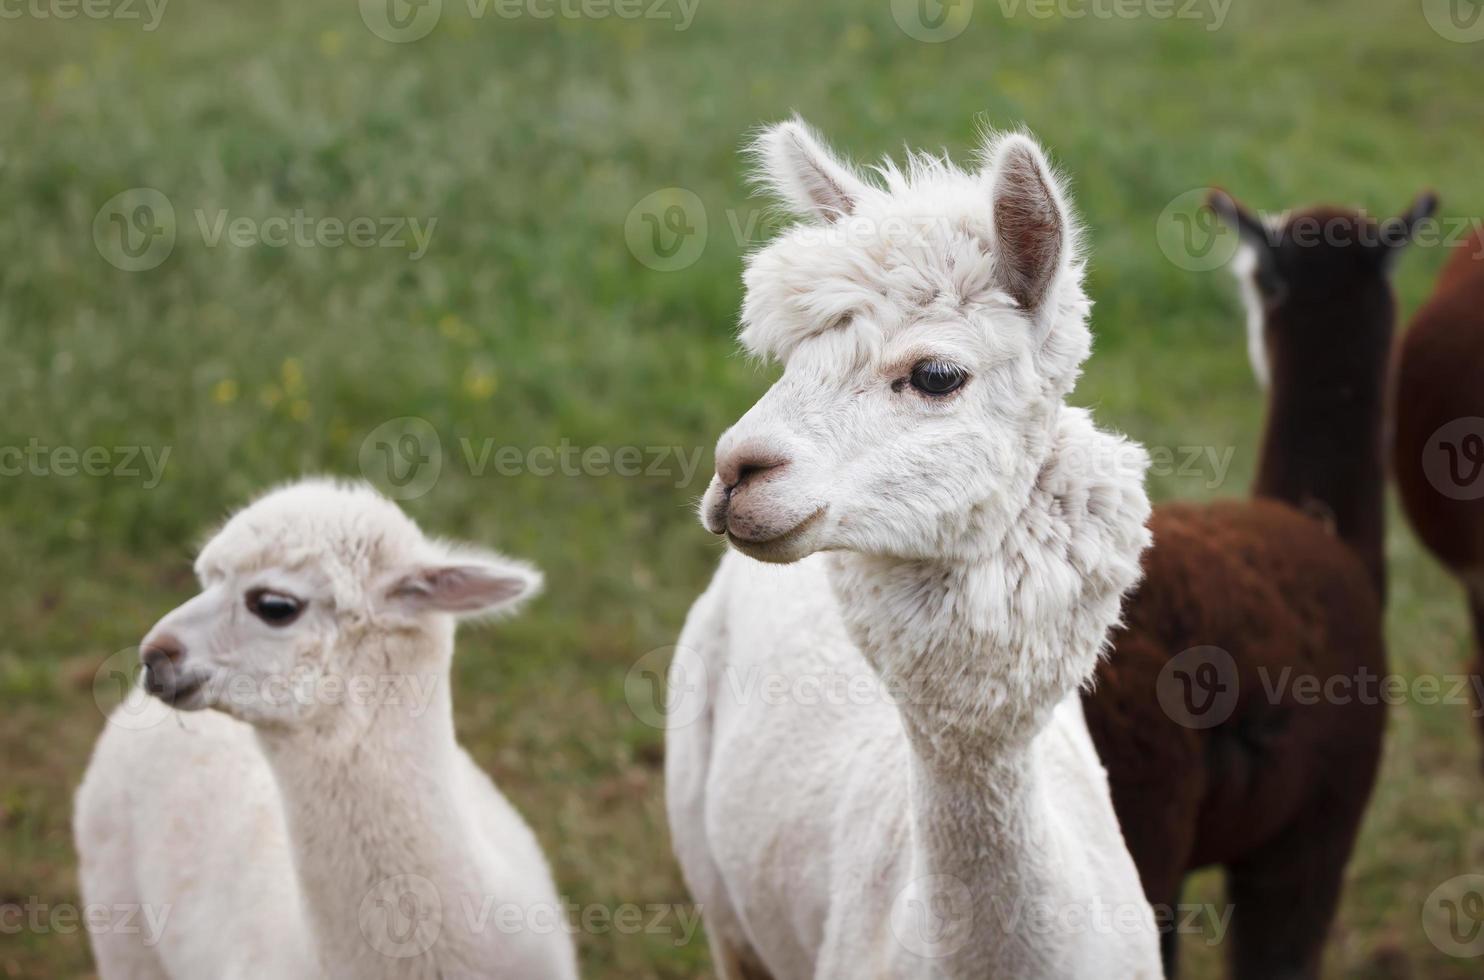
(2, 0), (1482, 976)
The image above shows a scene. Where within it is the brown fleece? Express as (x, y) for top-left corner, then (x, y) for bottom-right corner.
(1392, 228), (1484, 749)
(1085, 201), (1401, 979)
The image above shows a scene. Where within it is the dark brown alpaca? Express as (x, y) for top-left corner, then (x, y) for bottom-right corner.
(1084, 190), (1437, 979)
(1392, 227), (1484, 750)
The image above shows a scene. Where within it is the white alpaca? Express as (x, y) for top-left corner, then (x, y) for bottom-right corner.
(74, 479), (578, 980)
(665, 119), (1162, 979)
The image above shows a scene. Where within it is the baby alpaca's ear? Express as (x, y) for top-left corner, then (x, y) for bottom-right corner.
(387, 554), (542, 618)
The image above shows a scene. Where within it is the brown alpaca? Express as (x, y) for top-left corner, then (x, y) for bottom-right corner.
(1084, 190), (1436, 979)
(1392, 228), (1484, 751)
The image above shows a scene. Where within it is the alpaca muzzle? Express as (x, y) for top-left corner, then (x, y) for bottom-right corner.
(141, 635), (204, 706)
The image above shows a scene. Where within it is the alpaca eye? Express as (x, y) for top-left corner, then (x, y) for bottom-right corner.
(246, 589), (305, 627)
(908, 361), (968, 396)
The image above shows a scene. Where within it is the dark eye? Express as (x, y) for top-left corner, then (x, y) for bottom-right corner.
(908, 361), (968, 396)
(246, 589), (305, 627)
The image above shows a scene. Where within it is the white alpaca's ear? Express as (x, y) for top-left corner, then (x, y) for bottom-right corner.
(985, 134), (1069, 314)
(752, 118), (869, 224)
(387, 556), (542, 618)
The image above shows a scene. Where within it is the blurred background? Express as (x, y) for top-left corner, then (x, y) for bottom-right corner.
(1, 0), (1481, 976)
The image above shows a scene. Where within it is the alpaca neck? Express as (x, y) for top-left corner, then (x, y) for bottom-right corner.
(831, 551), (1067, 974)
(255, 625), (488, 979)
(898, 741), (1075, 973)
(1254, 354), (1388, 596)
(826, 405), (1150, 970)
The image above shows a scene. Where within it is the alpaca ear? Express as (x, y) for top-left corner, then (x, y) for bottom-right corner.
(387, 556), (542, 618)
(1376, 191), (1438, 272)
(986, 134), (1069, 314)
(1208, 188), (1281, 284)
(752, 118), (869, 224)
(1207, 189), (1269, 250)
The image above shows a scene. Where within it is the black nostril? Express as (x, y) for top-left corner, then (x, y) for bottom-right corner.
(141, 635), (185, 696)
(142, 634), (184, 664)
(727, 458), (786, 493)
(732, 462), (769, 490)
(142, 652), (174, 695)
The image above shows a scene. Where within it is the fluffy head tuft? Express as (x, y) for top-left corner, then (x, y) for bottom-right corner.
(739, 119), (1090, 400)
(194, 478), (539, 622)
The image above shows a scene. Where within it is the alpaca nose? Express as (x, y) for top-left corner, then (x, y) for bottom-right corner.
(717, 447), (790, 494)
(141, 634), (185, 698)
(703, 437), (799, 537)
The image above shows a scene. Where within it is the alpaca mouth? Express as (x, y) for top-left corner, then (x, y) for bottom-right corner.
(166, 677), (206, 707)
(727, 506), (827, 562)
(148, 673), (207, 709)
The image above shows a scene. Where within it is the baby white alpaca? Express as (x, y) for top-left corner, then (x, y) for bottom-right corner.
(75, 480), (577, 980)
(666, 119), (1161, 979)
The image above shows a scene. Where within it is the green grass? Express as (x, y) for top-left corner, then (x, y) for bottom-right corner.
(2, 1), (1482, 976)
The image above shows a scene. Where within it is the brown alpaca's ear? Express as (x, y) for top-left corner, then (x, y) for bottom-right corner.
(1377, 191), (1439, 271)
(1209, 189), (1283, 293)
(988, 134), (1068, 314)
(1207, 189), (1270, 251)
